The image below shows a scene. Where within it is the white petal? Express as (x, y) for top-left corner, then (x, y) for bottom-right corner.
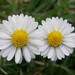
(22, 15), (29, 29)
(68, 48), (74, 54)
(3, 20), (13, 34)
(15, 48), (22, 64)
(0, 40), (12, 49)
(51, 50), (57, 61)
(38, 25), (48, 35)
(58, 19), (66, 30)
(0, 50), (5, 55)
(41, 47), (49, 56)
(27, 44), (40, 55)
(23, 47), (31, 62)
(18, 51), (23, 64)
(8, 15), (18, 30)
(58, 24), (66, 32)
(56, 18), (63, 30)
(8, 16), (16, 31)
(61, 45), (74, 54)
(63, 42), (75, 48)
(51, 17), (59, 30)
(0, 25), (11, 35)
(63, 38), (75, 43)
(56, 47), (62, 60)
(0, 24), (2, 28)
(43, 47), (50, 58)
(23, 16), (35, 30)
(42, 20), (50, 33)
(48, 47), (55, 59)
(29, 39), (46, 47)
(0, 31), (11, 39)
(7, 46), (16, 61)
(59, 45), (70, 56)
(62, 26), (74, 35)
(58, 20), (68, 32)
(29, 29), (46, 39)
(11, 14), (24, 30)
(0, 40), (11, 46)
(26, 22), (38, 33)
(45, 18), (53, 32)
(28, 49), (35, 59)
(39, 44), (49, 51)
(2, 45), (13, 57)
(64, 33), (75, 38)
(17, 14), (25, 29)
(57, 47), (65, 58)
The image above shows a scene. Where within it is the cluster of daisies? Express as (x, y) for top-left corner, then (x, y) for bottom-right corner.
(0, 14), (75, 64)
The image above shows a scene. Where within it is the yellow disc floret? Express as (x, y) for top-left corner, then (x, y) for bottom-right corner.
(12, 29), (29, 48)
(47, 31), (63, 47)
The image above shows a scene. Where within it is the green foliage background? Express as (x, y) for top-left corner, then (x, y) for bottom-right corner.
(0, 0), (75, 75)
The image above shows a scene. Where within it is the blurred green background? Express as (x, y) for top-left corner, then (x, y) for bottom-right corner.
(0, 0), (75, 75)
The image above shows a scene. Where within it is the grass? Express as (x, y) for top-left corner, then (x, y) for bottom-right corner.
(0, 0), (75, 75)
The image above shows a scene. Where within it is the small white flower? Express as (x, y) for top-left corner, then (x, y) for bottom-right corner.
(38, 17), (75, 61)
(0, 14), (43, 64)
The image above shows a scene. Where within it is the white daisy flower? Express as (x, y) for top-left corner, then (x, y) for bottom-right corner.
(38, 17), (75, 61)
(0, 14), (43, 64)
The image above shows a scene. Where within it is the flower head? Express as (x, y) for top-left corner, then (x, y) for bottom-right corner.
(39, 17), (75, 61)
(0, 14), (42, 64)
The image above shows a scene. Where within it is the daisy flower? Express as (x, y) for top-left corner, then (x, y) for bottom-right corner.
(39, 17), (75, 61)
(0, 14), (43, 64)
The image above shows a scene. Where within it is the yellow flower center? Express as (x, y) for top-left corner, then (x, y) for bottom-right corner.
(12, 29), (29, 48)
(47, 31), (63, 47)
